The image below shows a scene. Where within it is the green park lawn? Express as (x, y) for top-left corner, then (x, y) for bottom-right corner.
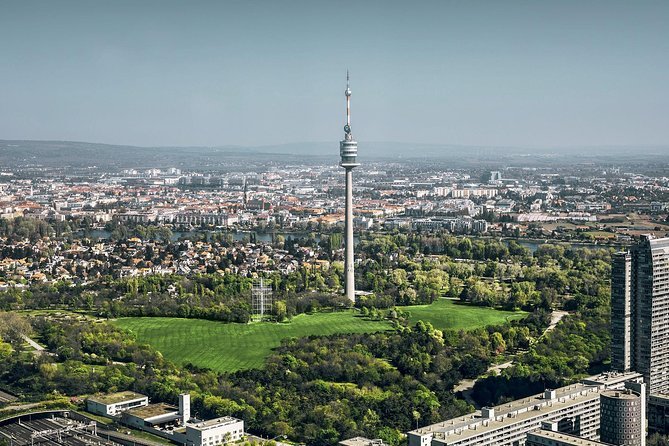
(114, 301), (526, 373)
(113, 311), (391, 373)
(404, 298), (527, 331)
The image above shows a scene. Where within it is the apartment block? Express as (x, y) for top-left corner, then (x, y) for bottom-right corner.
(406, 372), (642, 446)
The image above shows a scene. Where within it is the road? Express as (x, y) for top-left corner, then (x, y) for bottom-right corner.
(1, 401), (42, 411)
(0, 390), (18, 404)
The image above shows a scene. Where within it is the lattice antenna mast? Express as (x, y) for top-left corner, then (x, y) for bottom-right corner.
(251, 278), (273, 321)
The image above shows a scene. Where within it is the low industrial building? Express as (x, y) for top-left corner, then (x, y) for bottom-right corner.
(120, 402), (182, 430)
(176, 417), (245, 446)
(86, 391), (149, 417)
(88, 392), (244, 446)
(116, 393), (243, 446)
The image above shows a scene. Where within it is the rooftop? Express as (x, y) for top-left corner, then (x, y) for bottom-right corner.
(87, 391), (147, 405)
(339, 437), (387, 446)
(601, 389), (640, 400)
(125, 403), (179, 420)
(188, 416), (241, 431)
(408, 372), (642, 444)
(527, 429), (607, 445)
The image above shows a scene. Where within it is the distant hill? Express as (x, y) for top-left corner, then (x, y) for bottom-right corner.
(0, 139), (667, 170)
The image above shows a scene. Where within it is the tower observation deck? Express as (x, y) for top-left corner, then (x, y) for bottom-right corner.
(340, 71), (358, 302)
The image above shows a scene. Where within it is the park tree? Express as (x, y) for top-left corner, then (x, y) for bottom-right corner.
(0, 311), (31, 348)
(0, 336), (12, 361)
(274, 301), (287, 322)
(648, 434), (669, 446)
(490, 332), (506, 354)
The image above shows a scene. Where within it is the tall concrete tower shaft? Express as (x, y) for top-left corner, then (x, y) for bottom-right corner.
(340, 71), (359, 302)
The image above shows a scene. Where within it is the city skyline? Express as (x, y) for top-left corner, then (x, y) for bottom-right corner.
(1, 0), (668, 149)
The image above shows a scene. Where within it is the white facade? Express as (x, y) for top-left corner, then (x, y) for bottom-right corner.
(526, 430), (607, 446)
(86, 391), (149, 417)
(407, 372), (643, 446)
(184, 417), (244, 446)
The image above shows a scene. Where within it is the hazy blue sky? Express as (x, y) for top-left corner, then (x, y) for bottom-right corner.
(1, 0), (668, 148)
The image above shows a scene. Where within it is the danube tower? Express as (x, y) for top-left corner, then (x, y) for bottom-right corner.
(340, 72), (359, 302)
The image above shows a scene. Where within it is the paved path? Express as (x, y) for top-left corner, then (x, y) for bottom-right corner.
(544, 310), (569, 334)
(454, 309), (571, 408)
(245, 434), (295, 446)
(454, 361), (513, 394)
(22, 335), (45, 351)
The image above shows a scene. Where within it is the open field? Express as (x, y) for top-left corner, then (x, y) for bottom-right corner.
(114, 302), (525, 373)
(405, 298), (527, 331)
(113, 312), (392, 373)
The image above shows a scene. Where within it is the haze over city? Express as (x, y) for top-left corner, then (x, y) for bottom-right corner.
(1, 0), (668, 150)
(3, 3), (669, 446)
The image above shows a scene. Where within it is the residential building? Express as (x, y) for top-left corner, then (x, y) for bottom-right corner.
(406, 372), (642, 446)
(600, 389), (644, 446)
(648, 394), (669, 434)
(611, 236), (669, 395)
(526, 430), (607, 446)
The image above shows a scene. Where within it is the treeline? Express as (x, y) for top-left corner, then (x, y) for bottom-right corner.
(357, 233), (523, 262)
(0, 238), (614, 320)
(0, 217), (56, 242)
(2, 311), (548, 445)
(472, 291), (611, 406)
(0, 271), (351, 323)
(355, 236), (613, 311)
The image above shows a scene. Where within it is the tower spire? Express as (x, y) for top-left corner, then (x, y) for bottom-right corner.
(345, 71), (352, 131)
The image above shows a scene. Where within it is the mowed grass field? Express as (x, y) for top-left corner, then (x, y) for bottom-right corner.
(113, 302), (526, 373)
(113, 312), (391, 373)
(405, 298), (527, 331)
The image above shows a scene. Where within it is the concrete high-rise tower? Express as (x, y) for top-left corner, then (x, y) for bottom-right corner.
(340, 71), (359, 302)
(611, 235), (669, 395)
